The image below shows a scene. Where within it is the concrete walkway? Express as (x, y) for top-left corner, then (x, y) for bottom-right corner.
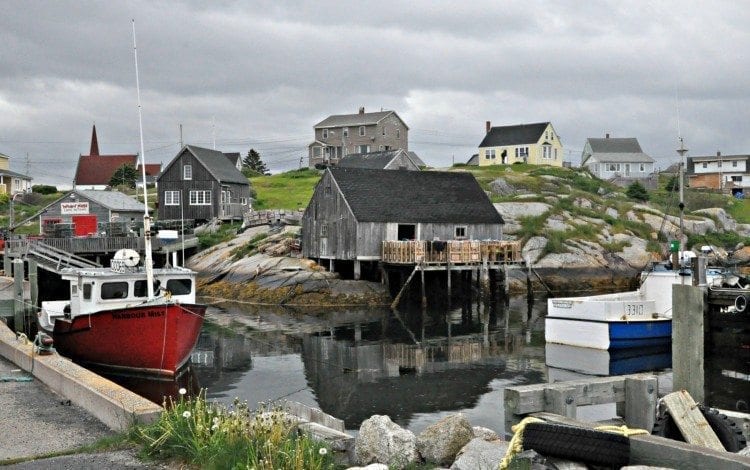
(0, 355), (159, 468)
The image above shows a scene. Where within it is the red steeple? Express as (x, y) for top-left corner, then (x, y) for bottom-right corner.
(89, 124), (100, 156)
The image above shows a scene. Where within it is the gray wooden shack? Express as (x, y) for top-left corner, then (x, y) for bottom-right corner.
(157, 145), (251, 222)
(37, 189), (145, 236)
(301, 167), (504, 279)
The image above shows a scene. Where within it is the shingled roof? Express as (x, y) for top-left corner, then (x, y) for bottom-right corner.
(314, 110), (409, 129)
(73, 125), (139, 186)
(479, 122), (549, 147)
(329, 167), (503, 224)
(160, 145), (248, 185)
(583, 137), (654, 164)
(338, 149), (418, 170)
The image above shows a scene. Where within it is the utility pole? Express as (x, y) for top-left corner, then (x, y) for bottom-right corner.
(676, 137), (688, 244)
(179, 123), (183, 148)
(212, 116), (216, 150)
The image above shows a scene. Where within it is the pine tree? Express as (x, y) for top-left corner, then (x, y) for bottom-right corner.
(243, 149), (269, 175)
(109, 164), (139, 188)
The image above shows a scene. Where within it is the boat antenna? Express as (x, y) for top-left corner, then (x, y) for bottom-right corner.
(675, 94), (687, 248)
(132, 19), (155, 300)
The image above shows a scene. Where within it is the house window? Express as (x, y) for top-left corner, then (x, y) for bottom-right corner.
(83, 283), (92, 301)
(702, 162), (707, 168)
(343, 128), (348, 138)
(485, 149), (496, 159)
(639, 163), (645, 172)
(554, 148), (558, 160)
(321, 224), (328, 237)
(183, 164), (192, 180)
(732, 176), (742, 182)
(322, 129), (328, 139)
(359, 126), (365, 136)
(455, 226), (467, 238)
(164, 191), (180, 206)
(357, 145), (370, 153)
(396, 129), (400, 139)
(718, 162), (722, 168)
(733, 161), (738, 167)
(189, 190), (211, 205)
(379, 145), (384, 151)
(607, 163), (621, 172)
(382, 127), (386, 136)
(240, 197), (247, 205)
(515, 147), (528, 158)
(324, 185), (331, 195)
(543, 146), (551, 159)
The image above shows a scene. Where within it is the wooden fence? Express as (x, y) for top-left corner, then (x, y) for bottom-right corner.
(5, 236), (162, 256)
(381, 240), (522, 265)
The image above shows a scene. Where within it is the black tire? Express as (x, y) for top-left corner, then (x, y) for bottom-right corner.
(652, 404), (747, 452)
(522, 422), (630, 467)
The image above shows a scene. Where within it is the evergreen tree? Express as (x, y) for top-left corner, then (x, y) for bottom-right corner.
(626, 181), (649, 202)
(243, 149), (269, 175)
(665, 175), (680, 192)
(109, 164), (139, 188)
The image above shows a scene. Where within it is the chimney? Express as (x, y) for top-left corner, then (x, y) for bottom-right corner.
(359, 107), (365, 114)
(717, 151), (721, 157)
(486, 121), (491, 134)
(605, 133), (610, 139)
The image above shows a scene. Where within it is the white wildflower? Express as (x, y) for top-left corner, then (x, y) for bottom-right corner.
(182, 411), (191, 418)
(178, 388), (187, 395)
(213, 417), (220, 424)
(212, 423), (219, 431)
(318, 448), (328, 456)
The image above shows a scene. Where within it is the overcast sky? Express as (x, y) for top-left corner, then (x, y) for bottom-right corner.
(1, 1), (749, 186)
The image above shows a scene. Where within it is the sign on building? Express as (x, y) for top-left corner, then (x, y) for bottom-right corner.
(60, 202), (90, 215)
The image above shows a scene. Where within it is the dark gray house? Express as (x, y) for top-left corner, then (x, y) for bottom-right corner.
(302, 167), (504, 278)
(157, 145), (251, 222)
(338, 149), (420, 171)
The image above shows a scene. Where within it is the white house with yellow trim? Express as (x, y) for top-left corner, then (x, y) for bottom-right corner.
(477, 121), (563, 167)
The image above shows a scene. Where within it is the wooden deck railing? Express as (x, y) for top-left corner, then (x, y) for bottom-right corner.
(5, 236), (164, 256)
(381, 240), (522, 265)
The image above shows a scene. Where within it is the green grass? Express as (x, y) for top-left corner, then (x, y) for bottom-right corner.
(250, 169), (321, 210)
(727, 197), (750, 223)
(197, 222), (242, 249)
(230, 232), (269, 260)
(0, 433), (132, 466)
(132, 391), (336, 470)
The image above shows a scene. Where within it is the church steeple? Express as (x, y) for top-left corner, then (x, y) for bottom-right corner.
(89, 124), (100, 156)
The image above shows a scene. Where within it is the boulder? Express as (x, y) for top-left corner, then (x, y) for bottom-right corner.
(730, 246), (750, 264)
(522, 236), (547, 265)
(694, 207), (737, 231)
(606, 207), (619, 219)
(494, 202), (551, 221)
(471, 426), (500, 441)
(450, 437), (509, 470)
(416, 413), (474, 465)
(573, 197), (593, 209)
(355, 415), (419, 469)
(488, 178), (516, 196)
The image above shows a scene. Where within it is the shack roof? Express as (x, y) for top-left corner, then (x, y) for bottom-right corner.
(329, 167), (503, 224)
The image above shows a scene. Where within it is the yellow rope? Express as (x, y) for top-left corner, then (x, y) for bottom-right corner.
(594, 424), (650, 437)
(499, 416), (544, 470)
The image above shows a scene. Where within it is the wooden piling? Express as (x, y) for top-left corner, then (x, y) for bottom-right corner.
(420, 266), (426, 310)
(28, 260), (38, 315)
(13, 259), (24, 333)
(673, 284), (707, 403)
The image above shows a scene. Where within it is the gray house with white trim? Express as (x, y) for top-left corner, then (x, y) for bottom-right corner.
(581, 135), (655, 179)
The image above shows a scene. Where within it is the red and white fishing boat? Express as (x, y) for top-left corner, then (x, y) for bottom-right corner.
(36, 21), (206, 377)
(37, 252), (206, 376)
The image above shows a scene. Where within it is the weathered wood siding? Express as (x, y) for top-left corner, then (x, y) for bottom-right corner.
(383, 153), (419, 170)
(301, 171), (358, 259)
(157, 150), (250, 221)
(39, 195), (142, 229)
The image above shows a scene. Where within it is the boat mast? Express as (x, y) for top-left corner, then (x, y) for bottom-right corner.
(132, 20), (155, 300)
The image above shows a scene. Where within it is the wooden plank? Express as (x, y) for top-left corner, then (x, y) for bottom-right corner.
(661, 390), (725, 451)
(531, 412), (750, 470)
(545, 387), (577, 418)
(624, 377), (657, 431)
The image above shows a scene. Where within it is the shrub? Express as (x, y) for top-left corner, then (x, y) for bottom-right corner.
(626, 182), (649, 202)
(133, 390), (335, 470)
(32, 184), (58, 195)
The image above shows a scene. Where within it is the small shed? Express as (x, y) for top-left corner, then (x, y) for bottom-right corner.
(38, 189), (145, 236)
(302, 167), (503, 277)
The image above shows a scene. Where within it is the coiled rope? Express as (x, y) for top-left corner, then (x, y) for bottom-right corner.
(499, 416), (544, 470)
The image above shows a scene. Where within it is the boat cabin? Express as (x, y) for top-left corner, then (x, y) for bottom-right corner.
(58, 267), (197, 317)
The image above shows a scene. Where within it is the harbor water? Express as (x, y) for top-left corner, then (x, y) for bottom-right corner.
(98, 292), (707, 435)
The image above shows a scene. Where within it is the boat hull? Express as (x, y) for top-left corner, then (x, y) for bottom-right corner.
(42, 303), (206, 377)
(545, 317), (671, 350)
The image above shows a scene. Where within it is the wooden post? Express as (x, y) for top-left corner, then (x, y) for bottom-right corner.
(673, 284), (706, 402)
(545, 387), (577, 418)
(504, 263), (509, 296)
(28, 259), (38, 314)
(625, 376), (657, 431)
(446, 261), (451, 301)
(353, 260), (361, 281)
(13, 259), (24, 333)
(391, 266), (418, 310)
(420, 265), (427, 310)
(4, 252), (11, 277)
